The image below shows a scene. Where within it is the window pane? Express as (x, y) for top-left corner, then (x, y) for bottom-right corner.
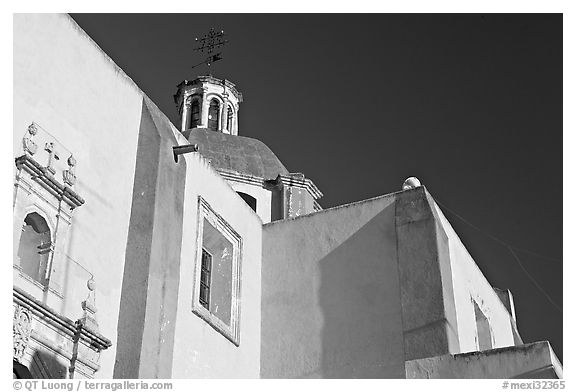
(227, 107), (233, 130)
(202, 249), (211, 272)
(200, 270), (210, 288)
(202, 218), (233, 326)
(199, 285), (209, 309)
(200, 249), (212, 308)
(190, 100), (201, 128)
(208, 100), (219, 131)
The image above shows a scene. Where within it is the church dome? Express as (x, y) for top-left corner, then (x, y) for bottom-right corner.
(186, 128), (289, 179)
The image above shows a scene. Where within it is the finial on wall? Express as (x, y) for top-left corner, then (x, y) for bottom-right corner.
(44, 142), (59, 175)
(402, 176), (422, 190)
(63, 154), (77, 186)
(23, 123), (38, 156)
(81, 277), (99, 332)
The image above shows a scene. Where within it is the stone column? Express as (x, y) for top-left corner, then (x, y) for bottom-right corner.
(219, 91), (228, 133)
(231, 105), (238, 135)
(181, 96), (191, 132)
(200, 92), (209, 128)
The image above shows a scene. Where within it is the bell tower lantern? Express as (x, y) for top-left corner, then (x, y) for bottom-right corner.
(174, 76), (243, 136)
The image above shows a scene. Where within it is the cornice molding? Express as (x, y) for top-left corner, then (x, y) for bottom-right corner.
(217, 169), (265, 187)
(274, 174), (324, 200)
(216, 168), (323, 201)
(176, 77), (243, 103)
(13, 287), (112, 352)
(15, 155), (85, 209)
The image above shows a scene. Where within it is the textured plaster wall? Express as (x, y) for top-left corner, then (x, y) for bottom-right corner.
(14, 14), (144, 377)
(261, 194), (405, 378)
(406, 341), (562, 379)
(172, 152), (262, 378)
(395, 188), (460, 360)
(431, 201), (516, 352)
(286, 186), (315, 218)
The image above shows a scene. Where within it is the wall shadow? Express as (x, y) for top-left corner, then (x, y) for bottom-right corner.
(317, 204), (405, 378)
(261, 199), (406, 378)
(114, 98), (186, 378)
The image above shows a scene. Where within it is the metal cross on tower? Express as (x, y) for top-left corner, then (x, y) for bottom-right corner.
(191, 28), (229, 70)
(194, 28), (228, 54)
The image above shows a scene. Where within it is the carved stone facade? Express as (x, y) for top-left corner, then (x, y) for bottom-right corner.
(13, 122), (111, 378)
(13, 123), (84, 297)
(13, 304), (32, 362)
(13, 287), (112, 379)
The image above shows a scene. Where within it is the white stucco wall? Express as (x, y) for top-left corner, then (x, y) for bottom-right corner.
(261, 194), (406, 378)
(172, 151), (262, 378)
(226, 181), (272, 223)
(14, 13), (144, 377)
(432, 202), (516, 353)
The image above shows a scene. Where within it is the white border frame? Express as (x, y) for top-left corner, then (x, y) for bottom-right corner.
(192, 196), (242, 346)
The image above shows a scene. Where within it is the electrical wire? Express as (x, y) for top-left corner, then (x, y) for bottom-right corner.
(506, 246), (563, 312)
(434, 199), (563, 313)
(435, 199), (561, 262)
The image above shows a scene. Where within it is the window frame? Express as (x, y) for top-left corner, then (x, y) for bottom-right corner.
(226, 106), (234, 131)
(18, 211), (53, 286)
(192, 196), (242, 346)
(199, 248), (212, 310)
(190, 98), (201, 129)
(207, 99), (220, 131)
(17, 211), (54, 287)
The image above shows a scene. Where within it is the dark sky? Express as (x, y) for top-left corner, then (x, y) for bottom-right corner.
(70, 13), (563, 361)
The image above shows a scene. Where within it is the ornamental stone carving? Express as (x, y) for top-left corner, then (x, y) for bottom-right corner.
(81, 278), (99, 332)
(13, 304), (32, 362)
(44, 142), (58, 175)
(23, 123), (38, 156)
(63, 154), (77, 186)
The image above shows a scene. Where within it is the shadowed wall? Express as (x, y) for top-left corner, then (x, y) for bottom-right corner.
(114, 98), (186, 378)
(261, 194), (405, 378)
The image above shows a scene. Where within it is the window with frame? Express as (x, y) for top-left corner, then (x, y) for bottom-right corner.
(193, 197), (242, 345)
(207, 99), (220, 131)
(226, 107), (233, 131)
(190, 99), (201, 128)
(17, 212), (52, 286)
